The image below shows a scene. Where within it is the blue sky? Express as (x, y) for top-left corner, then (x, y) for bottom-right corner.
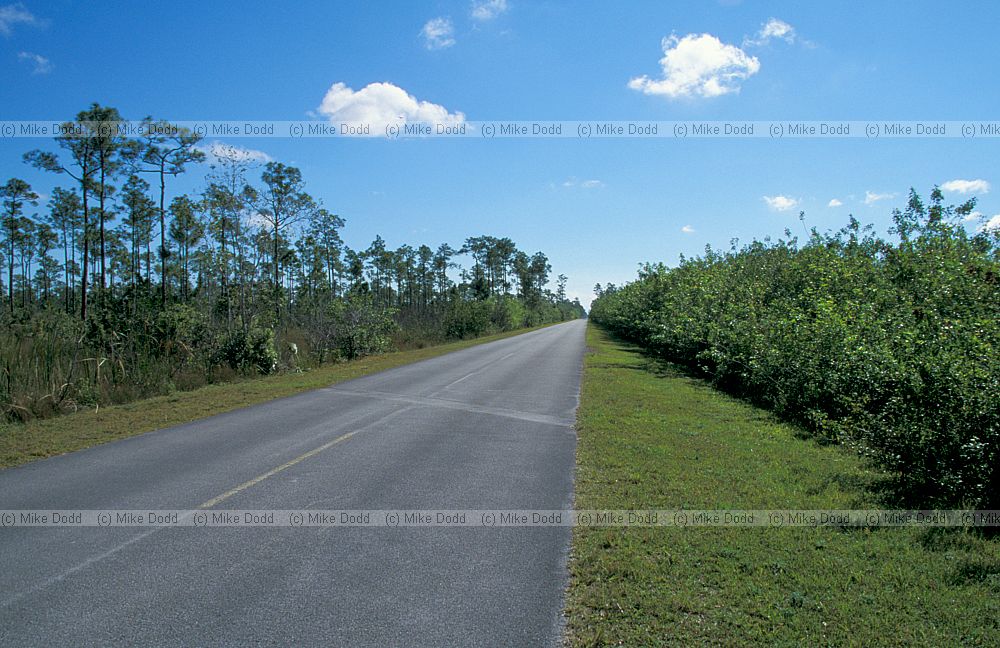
(2, 0), (999, 306)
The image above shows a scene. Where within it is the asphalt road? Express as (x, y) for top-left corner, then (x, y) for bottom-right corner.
(0, 319), (586, 647)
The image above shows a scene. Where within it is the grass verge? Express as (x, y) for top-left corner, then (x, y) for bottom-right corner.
(0, 324), (557, 469)
(566, 324), (1000, 647)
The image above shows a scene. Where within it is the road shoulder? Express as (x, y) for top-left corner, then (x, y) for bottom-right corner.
(565, 323), (1000, 646)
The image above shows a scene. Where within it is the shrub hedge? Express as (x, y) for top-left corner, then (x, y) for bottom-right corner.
(590, 189), (999, 507)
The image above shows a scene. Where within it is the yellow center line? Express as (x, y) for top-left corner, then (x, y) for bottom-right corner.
(5, 408), (412, 608)
(196, 430), (358, 510)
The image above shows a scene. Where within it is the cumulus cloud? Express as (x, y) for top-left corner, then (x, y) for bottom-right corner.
(981, 214), (1000, 232)
(681, 225), (695, 234)
(17, 50), (50, 74)
(628, 33), (761, 99)
(0, 3), (39, 36)
(197, 141), (271, 163)
(963, 211), (1000, 233)
(763, 195), (798, 211)
(421, 17), (455, 50)
(744, 18), (796, 47)
(316, 81), (465, 133)
(864, 190), (895, 205)
(471, 0), (508, 21)
(828, 198), (843, 207)
(941, 178), (990, 194)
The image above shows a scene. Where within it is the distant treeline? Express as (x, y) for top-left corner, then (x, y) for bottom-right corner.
(591, 190), (999, 508)
(0, 103), (585, 423)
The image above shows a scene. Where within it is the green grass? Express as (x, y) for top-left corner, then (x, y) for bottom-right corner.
(566, 324), (1000, 647)
(0, 324), (556, 469)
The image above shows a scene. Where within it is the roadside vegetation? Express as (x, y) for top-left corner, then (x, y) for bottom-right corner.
(0, 103), (584, 426)
(590, 190), (999, 509)
(566, 325), (1000, 646)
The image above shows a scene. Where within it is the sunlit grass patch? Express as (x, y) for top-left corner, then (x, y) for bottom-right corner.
(566, 324), (1000, 647)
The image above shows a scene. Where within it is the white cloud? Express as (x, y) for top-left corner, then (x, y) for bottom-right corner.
(763, 195), (798, 211)
(421, 17), (455, 50)
(744, 18), (796, 47)
(864, 190), (895, 205)
(759, 18), (795, 42)
(681, 225), (695, 234)
(316, 81), (465, 133)
(471, 0), (508, 21)
(979, 214), (1000, 233)
(828, 198), (843, 207)
(562, 177), (604, 189)
(941, 178), (990, 194)
(963, 211), (983, 222)
(0, 3), (39, 36)
(628, 33), (761, 99)
(247, 210), (271, 228)
(198, 141), (271, 163)
(17, 51), (50, 74)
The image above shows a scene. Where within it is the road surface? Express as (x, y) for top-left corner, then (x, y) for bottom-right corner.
(0, 319), (586, 647)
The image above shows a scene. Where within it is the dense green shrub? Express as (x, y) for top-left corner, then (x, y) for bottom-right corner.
(154, 304), (211, 363)
(489, 295), (526, 331)
(213, 327), (278, 375)
(443, 300), (495, 339)
(591, 189), (1000, 508)
(330, 295), (398, 360)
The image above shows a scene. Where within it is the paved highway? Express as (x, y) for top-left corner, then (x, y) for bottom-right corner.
(0, 319), (586, 647)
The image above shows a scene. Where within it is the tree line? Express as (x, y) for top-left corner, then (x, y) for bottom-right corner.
(591, 191), (999, 509)
(0, 103), (585, 422)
